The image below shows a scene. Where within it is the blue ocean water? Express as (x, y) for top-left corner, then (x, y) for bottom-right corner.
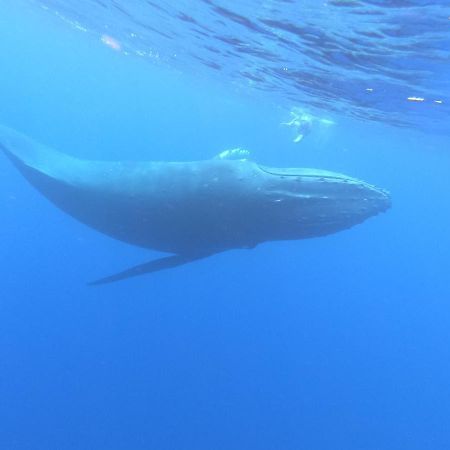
(1, 1), (450, 449)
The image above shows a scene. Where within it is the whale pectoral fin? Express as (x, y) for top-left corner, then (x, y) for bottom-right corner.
(87, 253), (211, 286)
(214, 147), (250, 160)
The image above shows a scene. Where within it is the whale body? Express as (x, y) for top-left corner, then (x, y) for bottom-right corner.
(0, 126), (391, 284)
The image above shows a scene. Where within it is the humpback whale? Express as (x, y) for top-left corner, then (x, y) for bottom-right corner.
(0, 126), (390, 285)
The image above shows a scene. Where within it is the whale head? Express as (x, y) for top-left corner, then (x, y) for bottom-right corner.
(250, 164), (391, 242)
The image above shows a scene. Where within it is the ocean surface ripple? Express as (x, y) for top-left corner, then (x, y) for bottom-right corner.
(33, 0), (450, 134)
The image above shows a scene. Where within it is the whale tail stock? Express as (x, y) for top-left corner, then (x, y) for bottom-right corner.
(88, 253), (210, 286)
(0, 125), (71, 173)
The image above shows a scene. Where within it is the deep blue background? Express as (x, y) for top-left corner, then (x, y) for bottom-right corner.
(1, 3), (450, 449)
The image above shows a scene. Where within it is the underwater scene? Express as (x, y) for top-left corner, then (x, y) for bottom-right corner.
(0, 1), (449, 449)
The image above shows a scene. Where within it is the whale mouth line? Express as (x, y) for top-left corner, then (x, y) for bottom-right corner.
(258, 165), (355, 182)
(258, 165), (391, 200)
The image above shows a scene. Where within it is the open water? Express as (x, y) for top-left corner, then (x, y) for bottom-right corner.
(0, 1), (449, 449)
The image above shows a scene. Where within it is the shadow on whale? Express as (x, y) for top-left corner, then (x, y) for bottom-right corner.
(0, 126), (391, 285)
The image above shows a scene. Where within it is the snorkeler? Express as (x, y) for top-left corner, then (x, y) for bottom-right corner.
(281, 108), (335, 143)
(281, 110), (314, 143)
